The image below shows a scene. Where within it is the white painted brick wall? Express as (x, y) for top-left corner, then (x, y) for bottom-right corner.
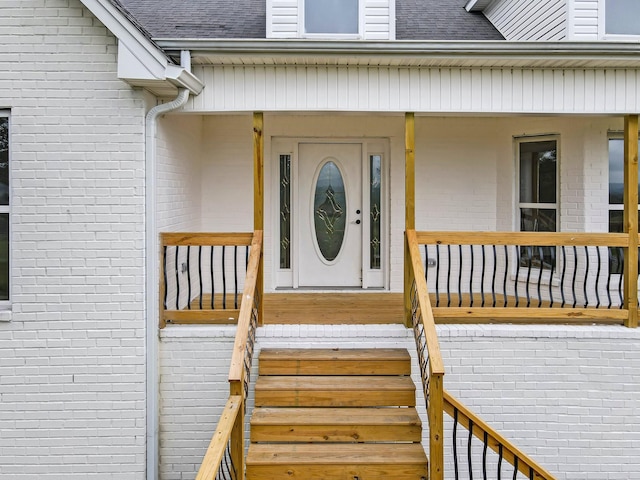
(160, 324), (640, 480)
(0, 1), (147, 478)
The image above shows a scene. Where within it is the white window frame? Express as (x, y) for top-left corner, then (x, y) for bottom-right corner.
(0, 110), (10, 314)
(514, 135), (560, 282)
(298, 0), (364, 39)
(599, 0), (640, 40)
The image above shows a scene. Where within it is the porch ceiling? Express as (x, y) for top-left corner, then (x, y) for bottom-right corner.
(156, 40), (640, 69)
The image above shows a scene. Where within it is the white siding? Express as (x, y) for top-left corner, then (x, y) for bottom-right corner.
(484, 0), (567, 40)
(267, 0), (394, 39)
(571, 0), (600, 40)
(187, 65), (640, 115)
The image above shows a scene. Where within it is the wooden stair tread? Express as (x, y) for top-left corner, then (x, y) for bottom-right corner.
(250, 407), (422, 442)
(246, 443), (428, 465)
(251, 407), (421, 425)
(259, 348), (411, 376)
(255, 375), (416, 407)
(255, 375), (415, 390)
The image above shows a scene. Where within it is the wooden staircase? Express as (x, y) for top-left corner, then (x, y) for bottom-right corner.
(246, 348), (428, 479)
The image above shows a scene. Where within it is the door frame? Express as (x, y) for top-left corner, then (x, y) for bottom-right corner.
(271, 137), (390, 290)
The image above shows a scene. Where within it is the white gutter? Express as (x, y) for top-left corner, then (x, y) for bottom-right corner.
(145, 51), (193, 480)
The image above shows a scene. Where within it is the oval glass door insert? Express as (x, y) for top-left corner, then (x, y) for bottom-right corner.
(313, 161), (346, 262)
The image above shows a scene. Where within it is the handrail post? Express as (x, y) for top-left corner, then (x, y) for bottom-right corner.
(229, 381), (245, 480)
(159, 234), (166, 329)
(429, 371), (444, 480)
(624, 114), (639, 328)
(405, 112), (416, 328)
(254, 112), (264, 325)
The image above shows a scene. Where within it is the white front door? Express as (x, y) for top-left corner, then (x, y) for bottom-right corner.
(298, 143), (363, 287)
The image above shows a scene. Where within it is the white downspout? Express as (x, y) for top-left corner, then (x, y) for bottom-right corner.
(146, 50), (193, 480)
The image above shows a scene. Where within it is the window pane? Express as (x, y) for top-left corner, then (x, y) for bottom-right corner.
(370, 155), (381, 270)
(606, 0), (640, 35)
(279, 154), (291, 269)
(0, 214), (8, 301)
(519, 140), (556, 204)
(305, 0), (358, 34)
(0, 117), (7, 206)
(608, 138), (640, 204)
(520, 208), (556, 233)
(313, 161), (346, 261)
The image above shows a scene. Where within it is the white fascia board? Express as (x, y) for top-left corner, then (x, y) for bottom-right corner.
(465, 0), (495, 12)
(81, 0), (203, 95)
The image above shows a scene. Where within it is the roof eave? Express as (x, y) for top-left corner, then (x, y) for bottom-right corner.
(154, 39), (640, 68)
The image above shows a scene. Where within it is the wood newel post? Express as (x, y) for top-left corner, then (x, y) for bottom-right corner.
(229, 380), (245, 479)
(253, 113), (264, 325)
(159, 235), (166, 329)
(624, 114), (639, 328)
(404, 113), (416, 328)
(429, 371), (445, 480)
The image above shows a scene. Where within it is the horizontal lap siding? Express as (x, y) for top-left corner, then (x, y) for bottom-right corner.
(485, 0), (567, 40)
(268, 0), (299, 38)
(187, 65), (640, 114)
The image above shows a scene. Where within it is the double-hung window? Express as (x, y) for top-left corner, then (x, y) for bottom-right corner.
(517, 137), (558, 268)
(0, 112), (9, 303)
(608, 136), (640, 273)
(604, 0), (640, 36)
(303, 0), (359, 36)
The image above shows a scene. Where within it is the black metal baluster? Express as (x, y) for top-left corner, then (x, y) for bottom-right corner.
(481, 245), (486, 307)
(515, 246), (521, 307)
(470, 245), (475, 307)
(482, 431), (488, 480)
(529, 466), (534, 480)
(198, 246), (203, 309)
(497, 444), (503, 480)
(222, 245), (227, 309)
(503, 245), (508, 307)
(436, 245), (441, 307)
(211, 246), (215, 309)
(513, 457), (519, 480)
(548, 247), (556, 308)
(447, 245), (452, 307)
(618, 250), (624, 309)
(163, 246), (168, 310)
(491, 245), (497, 307)
(453, 408), (460, 480)
(234, 246), (239, 309)
(537, 246), (544, 307)
(186, 246), (192, 310)
(595, 246), (602, 308)
(424, 245), (429, 286)
(560, 246), (567, 307)
(468, 419), (474, 480)
(175, 245), (180, 310)
(458, 245), (463, 307)
(583, 246), (590, 307)
(525, 246), (533, 307)
(572, 246), (578, 308)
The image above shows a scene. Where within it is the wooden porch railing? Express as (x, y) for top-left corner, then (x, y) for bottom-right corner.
(406, 229), (557, 480)
(159, 232), (257, 328)
(415, 231), (637, 326)
(195, 230), (263, 480)
(405, 229), (446, 479)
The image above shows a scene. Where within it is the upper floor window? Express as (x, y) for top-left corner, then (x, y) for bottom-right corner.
(304, 0), (359, 35)
(605, 0), (640, 35)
